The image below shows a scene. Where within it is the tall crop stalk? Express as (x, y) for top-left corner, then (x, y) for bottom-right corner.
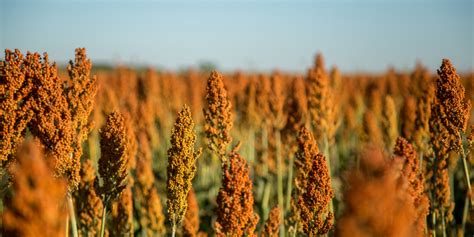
(285, 153), (294, 213)
(275, 130), (285, 236)
(99, 197), (109, 237)
(67, 194), (78, 237)
(262, 181), (272, 221)
(459, 133), (472, 205)
(259, 128), (270, 221)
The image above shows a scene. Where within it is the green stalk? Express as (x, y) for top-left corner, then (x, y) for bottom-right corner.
(432, 212), (436, 237)
(459, 138), (473, 206)
(285, 153), (294, 213)
(259, 126), (271, 222)
(67, 194), (78, 237)
(247, 128), (256, 164)
(262, 180), (272, 221)
(171, 220), (176, 237)
(292, 222), (298, 237)
(462, 155), (473, 205)
(275, 130), (285, 237)
(430, 160), (437, 237)
(99, 198), (108, 237)
(262, 127), (269, 177)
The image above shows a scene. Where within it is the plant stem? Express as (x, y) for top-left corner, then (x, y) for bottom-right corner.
(262, 127), (269, 177)
(247, 128), (256, 164)
(292, 222), (298, 237)
(100, 199), (108, 237)
(171, 220), (176, 237)
(262, 180), (271, 221)
(67, 194), (78, 237)
(285, 153), (294, 213)
(459, 138), (473, 206)
(275, 130), (285, 237)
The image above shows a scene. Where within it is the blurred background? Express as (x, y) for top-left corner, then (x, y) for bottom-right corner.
(0, 0), (472, 72)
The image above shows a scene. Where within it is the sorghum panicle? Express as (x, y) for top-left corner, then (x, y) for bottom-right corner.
(215, 150), (259, 237)
(167, 104), (202, 226)
(26, 51), (78, 190)
(393, 137), (429, 236)
(282, 76), (308, 145)
(337, 149), (417, 237)
(65, 48), (98, 164)
(74, 159), (103, 237)
(95, 111), (130, 202)
(297, 153), (334, 235)
(434, 59), (471, 137)
(262, 206), (281, 237)
(382, 95), (398, 152)
(203, 70), (233, 163)
(3, 140), (67, 237)
(0, 49), (34, 166)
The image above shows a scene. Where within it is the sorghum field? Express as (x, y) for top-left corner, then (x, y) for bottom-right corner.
(1, 48), (473, 237)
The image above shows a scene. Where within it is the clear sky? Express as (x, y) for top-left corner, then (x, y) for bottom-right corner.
(0, 0), (472, 72)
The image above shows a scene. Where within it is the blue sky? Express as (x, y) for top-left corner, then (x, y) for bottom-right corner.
(0, 0), (472, 72)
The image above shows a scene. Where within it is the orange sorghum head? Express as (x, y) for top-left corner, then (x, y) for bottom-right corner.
(3, 140), (67, 237)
